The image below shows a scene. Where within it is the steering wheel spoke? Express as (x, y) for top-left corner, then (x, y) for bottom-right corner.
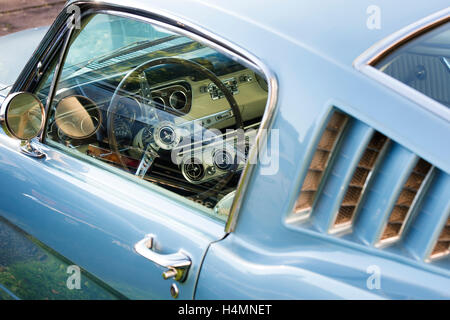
(139, 72), (152, 103)
(135, 145), (159, 178)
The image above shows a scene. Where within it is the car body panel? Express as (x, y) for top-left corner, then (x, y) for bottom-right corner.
(193, 29), (450, 298)
(196, 233), (449, 299)
(0, 86), (10, 105)
(0, 132), (224, 299)
(0, 216), (121, 300)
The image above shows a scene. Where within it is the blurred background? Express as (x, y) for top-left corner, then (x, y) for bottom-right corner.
(0, 0), (65, 36)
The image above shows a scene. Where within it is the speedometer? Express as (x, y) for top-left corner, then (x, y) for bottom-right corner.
(115, 96), (142, 124)
(113, 119), (132, 146)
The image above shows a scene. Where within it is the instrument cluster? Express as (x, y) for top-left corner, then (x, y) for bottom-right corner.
(151, 82), (192, 115)
(51, 70), (261, 188)
(177, 129), (257, 184)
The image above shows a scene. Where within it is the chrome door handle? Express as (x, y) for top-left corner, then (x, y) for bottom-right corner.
(134, 234), (191, 282)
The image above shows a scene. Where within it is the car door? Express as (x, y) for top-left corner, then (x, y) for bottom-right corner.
(0, 5), (269, 299)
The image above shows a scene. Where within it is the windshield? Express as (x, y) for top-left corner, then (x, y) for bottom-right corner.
(38, 14), (217, 97)
(59, 15), (200, 80)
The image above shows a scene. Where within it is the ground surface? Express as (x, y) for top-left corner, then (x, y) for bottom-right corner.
(0, 0), (65, 36)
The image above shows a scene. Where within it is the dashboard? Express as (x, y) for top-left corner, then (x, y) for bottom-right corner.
(46, 57), (268, 208)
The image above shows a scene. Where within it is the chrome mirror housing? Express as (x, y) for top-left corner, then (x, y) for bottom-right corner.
(0, 92), (46, 158)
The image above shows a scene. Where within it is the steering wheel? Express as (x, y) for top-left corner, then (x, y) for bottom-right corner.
(107, 57), (244, 197)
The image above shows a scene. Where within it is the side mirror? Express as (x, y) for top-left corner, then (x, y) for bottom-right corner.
(0, 92), (46, 158)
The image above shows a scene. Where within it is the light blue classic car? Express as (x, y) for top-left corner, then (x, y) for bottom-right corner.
(0, 0), (449, 300)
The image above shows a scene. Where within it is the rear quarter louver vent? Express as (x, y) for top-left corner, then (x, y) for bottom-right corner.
(431, 217), (450, 259)
(294, 111), (348, 217)
(290, 107), (449, 268)
(379, 159), (433, 245)
(333, 132), (388, 229)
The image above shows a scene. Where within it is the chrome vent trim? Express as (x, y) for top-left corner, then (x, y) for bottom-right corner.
(331, 131), (389, 232)
(293, 111), (348, 218)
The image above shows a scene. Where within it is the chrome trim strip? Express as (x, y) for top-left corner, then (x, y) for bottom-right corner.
(353, 8), (450, 123)
(41, 1), (278, 233)
(441, 57), (450, 72)
(40, 24), (75, 141)
(357, 65), (450, 123)
(354, 8), (450, 68)
(226, 73), (278, 232)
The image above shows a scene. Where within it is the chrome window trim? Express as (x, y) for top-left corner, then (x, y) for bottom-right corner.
(40, 25), (75, 141)
(33, 1), (279, 233)
(353, 7), (450, 123)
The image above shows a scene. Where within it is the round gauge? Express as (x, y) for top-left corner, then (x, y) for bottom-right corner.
(54, 95), (101, 139)
(182, 158), (205, 183)
(153, 121), (181, 150)
(113, 119), (132, 146)
(57, 123), (73, 142)
(115, 96), (142, 124)
(152, 97), (165, 108)
(169, 91), (187, 110)
(213, 149), (234, 171)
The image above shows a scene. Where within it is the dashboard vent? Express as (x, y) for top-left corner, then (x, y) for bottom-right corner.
(430, 217), (450, 259)
(333, 131), (388, 229)
(379, 159), (432, 244)
(294, 111), (348, 215)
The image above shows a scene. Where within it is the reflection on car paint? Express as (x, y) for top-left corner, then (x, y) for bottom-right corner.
(0, 217), (121, 300)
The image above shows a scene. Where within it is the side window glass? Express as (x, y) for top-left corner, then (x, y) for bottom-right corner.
(375, 22), (450, 108)
(37, 13), (269, 222)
